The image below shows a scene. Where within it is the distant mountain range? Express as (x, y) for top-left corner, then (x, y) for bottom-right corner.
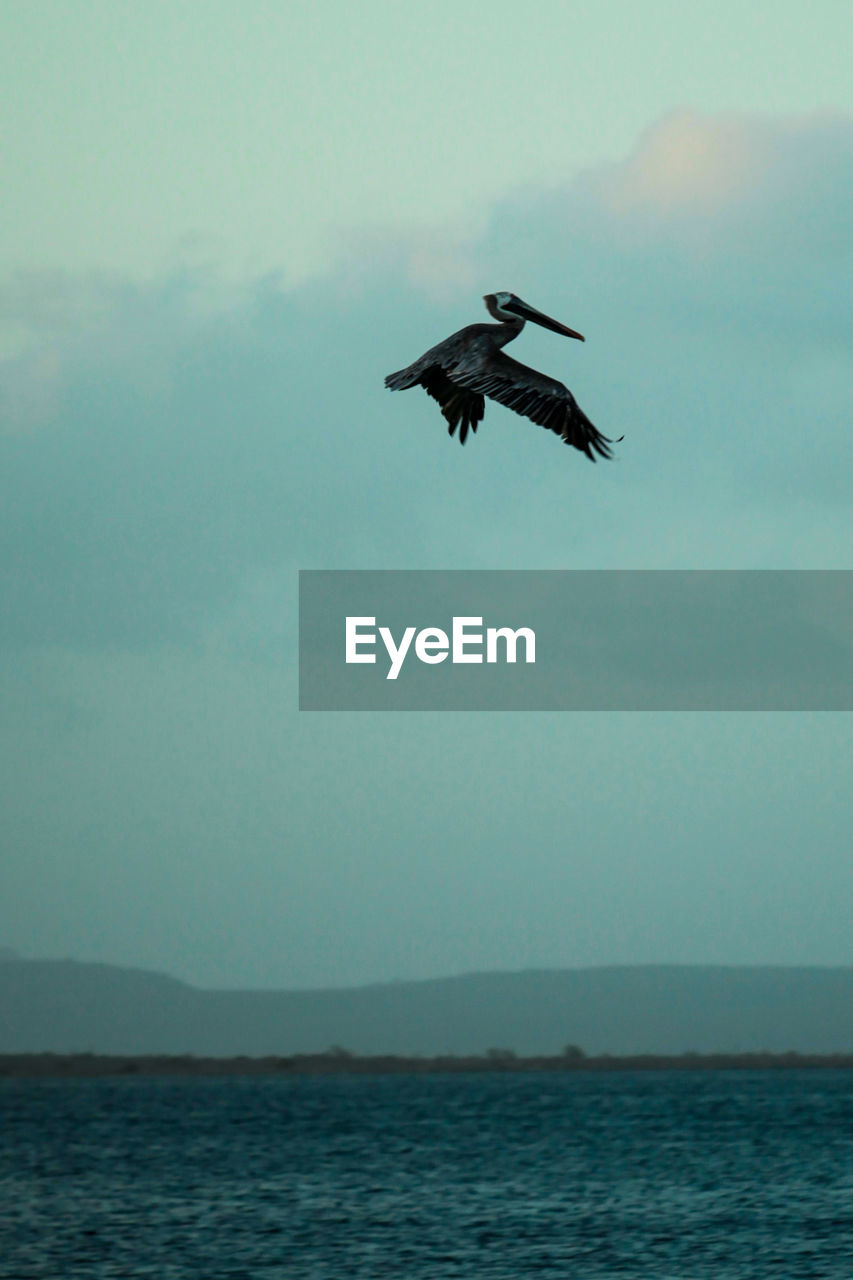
(1, 954), (852, 1057)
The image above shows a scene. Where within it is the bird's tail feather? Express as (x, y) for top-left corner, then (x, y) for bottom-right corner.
(385, 368), (421, 390)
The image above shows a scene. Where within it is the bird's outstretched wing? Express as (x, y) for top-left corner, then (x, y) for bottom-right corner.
(450, 350), (618, 460)
(385, 364), (485, 444)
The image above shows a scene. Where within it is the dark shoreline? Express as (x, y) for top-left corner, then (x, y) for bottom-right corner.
(3, 1051), (853, 1079)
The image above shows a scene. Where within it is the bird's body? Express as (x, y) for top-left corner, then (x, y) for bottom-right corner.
(385, 292), (619, 460)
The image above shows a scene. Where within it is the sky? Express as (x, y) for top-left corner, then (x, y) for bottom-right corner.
(1, 0), (851, 989)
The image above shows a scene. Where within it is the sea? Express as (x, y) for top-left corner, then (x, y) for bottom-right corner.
(2, 1070), (852, 1278)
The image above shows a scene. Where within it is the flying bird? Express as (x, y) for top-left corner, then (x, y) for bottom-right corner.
(385, 292), (620, 460)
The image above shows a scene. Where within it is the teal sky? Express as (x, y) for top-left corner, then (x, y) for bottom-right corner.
(1, 2), (851, 988)
(3, 0), (852, 284)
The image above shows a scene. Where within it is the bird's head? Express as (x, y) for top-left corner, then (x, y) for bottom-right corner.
(483, 292), (584, 340)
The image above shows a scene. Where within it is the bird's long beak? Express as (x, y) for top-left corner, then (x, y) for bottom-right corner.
(506, 297), (585, 341)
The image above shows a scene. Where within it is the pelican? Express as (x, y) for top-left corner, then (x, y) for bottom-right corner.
(385, 292), (620, 460)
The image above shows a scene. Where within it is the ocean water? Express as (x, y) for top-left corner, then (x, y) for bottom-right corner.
(2, 1070), (852, 1278)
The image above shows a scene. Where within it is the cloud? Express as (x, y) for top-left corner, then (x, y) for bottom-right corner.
(0, 270), (423, 647)
(1, 111), (850, 652)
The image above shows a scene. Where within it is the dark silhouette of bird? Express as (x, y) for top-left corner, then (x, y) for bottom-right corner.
(385, 291), (620, 460)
